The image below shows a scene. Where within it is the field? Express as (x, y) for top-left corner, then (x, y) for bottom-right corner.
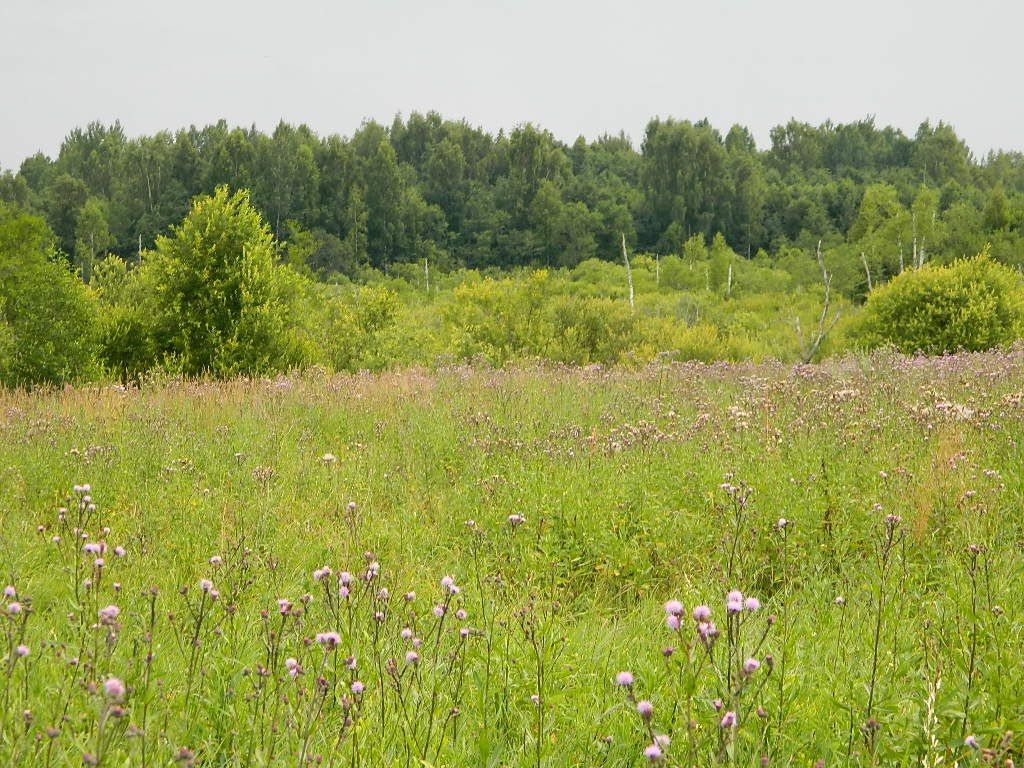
(1, 353), (1022, 766)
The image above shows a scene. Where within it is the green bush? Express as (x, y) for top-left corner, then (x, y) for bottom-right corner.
(854, 251), (1024, 354)
(0, 205), (99, 386)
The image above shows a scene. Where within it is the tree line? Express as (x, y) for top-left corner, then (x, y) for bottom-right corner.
(2, 113), (1022, 295)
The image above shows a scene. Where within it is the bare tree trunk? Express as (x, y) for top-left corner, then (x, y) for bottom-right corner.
(795, 241), (842, 364)
(861, 252), (873, 292)
(424, 258), (430, 293)
(621, 233), (635, 310)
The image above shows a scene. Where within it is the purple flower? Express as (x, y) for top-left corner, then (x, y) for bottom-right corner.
(636, 700), (654, 720)
(209, 556), (222, 566)
(433, 604), (446, 618)
(692, 605), (711, 622)
(455, 609), (467, 621)
(615, 671), (634, 687)
(338, 571), (353, 586)
(15, 644), (29, 658)
(720, 711), (737, 728)
(643, 744), (663, 762)
(6, 602), (21, 615)
(315, 631), (341, 649)
(3, 585), (15, 599)
(744, 597), (761, 612)
(964, 735), (979, 749)
(313, 567), (332, 582)
(743, 657), (761, 675)
(508, 514), (525, 527)
(666, 614), (681, 631)
(400, 627), (413, 640)
(103, 677), (126, 702)
(199, 579), (214, 594)
(114, 546), (126, 557)
(350, 680), (365, 695)
(459, 627), (470, 639)
(98, 605), (121, 625)
(405, 650), (420, 665)
(663, 600), (683, 616)
(284, 658), (300, 678)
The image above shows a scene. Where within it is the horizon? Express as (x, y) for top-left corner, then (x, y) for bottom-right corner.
(3, 0), (1022, 171)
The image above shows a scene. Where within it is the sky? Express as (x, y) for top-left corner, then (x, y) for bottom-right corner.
(2, 0), (1022, 170)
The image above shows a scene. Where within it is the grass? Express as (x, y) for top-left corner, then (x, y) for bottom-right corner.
(1, 352), (1022, 766)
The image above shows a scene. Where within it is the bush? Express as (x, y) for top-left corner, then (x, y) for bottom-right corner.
(854, 251), (1024, 354)
(0, 205), (99, 386)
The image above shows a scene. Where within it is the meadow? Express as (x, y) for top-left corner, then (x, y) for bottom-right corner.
(1, 352), (1022, 766)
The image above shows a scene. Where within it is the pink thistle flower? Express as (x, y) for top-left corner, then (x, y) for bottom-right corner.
(663, 600), (684, 616)
(743, 657), (761, 675)
(114, 546), (126, 557)
(459, 627), (470, 639)
(98, 605), (121, 625)
(400, 627), (413, 640)
(15, 644), (30, 658)
(405, 650), (419, 665)
(964, 735), (979, 749)
(350, 680), (365, 695)
(199, 579), (214, 594)
(315, 631), (341, 649)
(3, 585), (15, 599)
(507, 513), (525, 527)
(313, 567), (332, 582)
(209, 556), (222, 566)
(455, 609), (467, 621)
(720, 711), (737, 728)
(284, 658), (300, 678)
(433, 604), (446, 618)
(644, 744), (663, 762)
(103, 677), (126, 702)
(615, 671), (634, 687)
(692, 605), (711, 622)
(744, 597), (761, 612)
(637, 700), (654, 720)
(277, 598), (292, 615)
(666, 614), (681, 631)
(338, 571), (353, 586)
(403, 591), (415, 602)
(6, 602), (21, 615)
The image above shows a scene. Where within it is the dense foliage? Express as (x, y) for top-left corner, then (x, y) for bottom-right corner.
(855, 252), (1024, 354)
(1, 114), (1023, 385)
(2, 114), (1023, 281)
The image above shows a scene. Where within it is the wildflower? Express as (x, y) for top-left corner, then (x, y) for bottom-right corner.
(744, 597), (761, 612)
(103, 677), (126, 702)
(3, 585), (15, 599)
(726, 590), (744, 614)
(94, 558), (105, 568)
(777, 517), (789, 530)
(720, 711), (737, 728)
(400, 627), (413, 640)
(350, 680), (364, 695)
(209, 556), (222, 566)
(83, 542), (102, 555)
(440, 575), (457, 593)
(98, 605), (121, 625)
(637, 700), (654, 720)
(15, 644), (30, 658)
(315, 632), (341, 649)
(345, 656), (357, 670)
(964, 735), (979, 749)
(692, 605), (711, 622)
(615, 671), (634, 687)
(663, 600), (684, 616)
(376, 587), (389, 601)
(338, 586), (350, 599)
(643, 744), (663, 762)
(338, 571), (354, 586)
(199, 579), (214, 594)
(743, 657), (761, 675)
(455, 609), (467, 621)
(433, 604), (446, 618)
(277, 598), (292, 615)
(313, 567), (332, 582)
(405, 650), (420, 665)
(508, 513), (525, 527)
(459, 627), (470, 639)
(713, 698), (723, 711)
(403, 591), (415, 602)
(114, 546), (126, 557)
(284, 658), (300, 678)
(530, 694), (541, 705)
(6, 602), (21, 615)
(834, 596), (845, 606)
(666, 614), (681, 631)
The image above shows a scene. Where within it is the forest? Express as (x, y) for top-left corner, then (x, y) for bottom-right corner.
(1, 113), (1023, 385)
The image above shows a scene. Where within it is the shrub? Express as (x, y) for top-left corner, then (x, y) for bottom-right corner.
(0, 205), (99, 386)
(854, 251), (1024, 354)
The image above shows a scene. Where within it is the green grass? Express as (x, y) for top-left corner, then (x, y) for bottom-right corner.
(1, 353), (1022, 766)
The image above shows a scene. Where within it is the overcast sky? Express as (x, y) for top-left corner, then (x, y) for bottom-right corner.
(2, 0), (1021, 171)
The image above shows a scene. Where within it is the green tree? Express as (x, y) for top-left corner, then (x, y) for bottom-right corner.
(146, 186), (308, 376)
(0, 205), (99, 385)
